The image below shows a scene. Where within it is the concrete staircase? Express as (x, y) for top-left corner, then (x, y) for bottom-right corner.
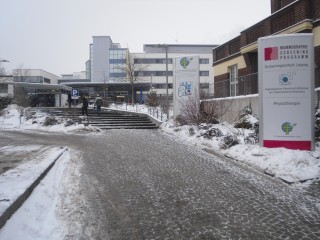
(37, 107), (160, 130)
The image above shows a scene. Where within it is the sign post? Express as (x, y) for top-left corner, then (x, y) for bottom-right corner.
(71, 89), (79, 100)
(173, 56), (200, 118)
(71, 89), (79, 116)
(258, 34), (314, 151)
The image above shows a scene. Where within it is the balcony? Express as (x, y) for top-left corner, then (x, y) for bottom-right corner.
(213, 0), (317, 63)
(214, 73), (258, 98)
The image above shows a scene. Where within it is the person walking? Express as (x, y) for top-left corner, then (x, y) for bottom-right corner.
(81, 95), (89, 116)
(94, 94), (103, 115)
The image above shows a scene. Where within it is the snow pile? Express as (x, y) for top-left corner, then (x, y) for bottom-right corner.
(0, 149), (70, 240)
(1, 104), (320, 184)
(0, 105), (100, 134)
(0, 146), (66, 216)
(160, 110), (320, 184)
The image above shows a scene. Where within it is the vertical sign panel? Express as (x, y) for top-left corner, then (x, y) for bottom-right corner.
(258, 34), (314, 151)
(173, 56), (200, 118)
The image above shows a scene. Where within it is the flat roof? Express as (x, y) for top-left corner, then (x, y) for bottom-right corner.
(8, 82), (72, 91)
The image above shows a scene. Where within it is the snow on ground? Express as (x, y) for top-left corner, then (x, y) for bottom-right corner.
(1, 104), (319, 184)
(0, 146), (66, 217)
(0, 149), (70, 240)
(0, 104), (100, 134)
(0, 104), (319, 238)
(107, 102), (320, 184)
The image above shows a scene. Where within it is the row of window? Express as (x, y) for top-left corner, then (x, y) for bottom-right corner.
(110, 59), (127, 64)
(110, 63), (126, 73)
(134, 58), (210, 64)
(134, 71), (209, 77)
(150, 83), (209, 89)
(14, 76), (44, 83)
(134, 58), (173, 64)
(110, 73), (127, 78)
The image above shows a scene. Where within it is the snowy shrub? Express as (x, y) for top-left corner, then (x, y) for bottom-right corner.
(199, 123), (209, 130)
(24, 110), (37, 121)
(245, 133), (258, 144)
(315, 106), (320, 140)
(175, 115), (188, 126)
(201, 128), (223, 139)
(219, 135), (239, 149)
(234, 106), (258, 129)
(189, 127), (195, 136)
(0, 97), (11, 110)
(244, 122), (259, 144)
(43, 116), (59, 126)
(64, 119), (75, 127)
(240, 106), (252, 116)
(0, 109), (6, 117)
(146, 90), (159, 107)
(174, 127), (182, 132)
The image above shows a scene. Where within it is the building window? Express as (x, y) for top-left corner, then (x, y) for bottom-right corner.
(200, 83), (209, 89)
(0, 84), (8, 93)
(109, 49), (128, 82)
(134, 58), (173, 64)
(199, 59), (209, 64)
(229, 64), (238, 96)
(109, 59), (126, 64)
(199, 71), (209, 76)
(136, 71), (173, 77)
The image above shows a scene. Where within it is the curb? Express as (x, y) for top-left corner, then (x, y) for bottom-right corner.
(0, 147), (68, 229)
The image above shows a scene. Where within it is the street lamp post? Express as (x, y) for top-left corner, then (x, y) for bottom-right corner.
(165, 44), (168, 117)
(157, 44), (169, 117)
(150, 74), (154, 90)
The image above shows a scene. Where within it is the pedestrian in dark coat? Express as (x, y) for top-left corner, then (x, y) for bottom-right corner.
(81, 95), (89, 116)
(94, 94), (103, 115)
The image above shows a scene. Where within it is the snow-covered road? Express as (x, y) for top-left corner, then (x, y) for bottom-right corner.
(1, 129), (319, 239)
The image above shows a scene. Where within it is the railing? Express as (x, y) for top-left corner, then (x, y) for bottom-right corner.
(109, 103), (169, 122)
(214, 73), (258, 98)
(242, 0), (312, 46)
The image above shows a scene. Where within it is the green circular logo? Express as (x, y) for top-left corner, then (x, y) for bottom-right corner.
(180, 57), (190, 69)
(282, 122), (293, 135)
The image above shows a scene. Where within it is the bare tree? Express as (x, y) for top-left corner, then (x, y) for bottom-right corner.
(12, 66), (30, 112)
(0, 63), (6, 76)
(0, 63), (12, 110)
(176, 90), (233, 126)
(200, 98), (233, 123)
(146, 89), (159, 107)
(116, 54), (149, 105)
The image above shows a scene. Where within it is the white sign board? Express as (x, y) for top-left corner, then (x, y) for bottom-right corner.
(258, 34), (314, 151)
(173, 56), (200, 118)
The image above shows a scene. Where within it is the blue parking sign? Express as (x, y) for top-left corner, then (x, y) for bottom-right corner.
(71, 89), (79, 99)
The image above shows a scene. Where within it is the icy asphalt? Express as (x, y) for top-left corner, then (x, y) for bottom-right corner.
(1, 129), (320, 239)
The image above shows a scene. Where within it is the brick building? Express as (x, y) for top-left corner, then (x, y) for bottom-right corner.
(212, 0), (320, 98)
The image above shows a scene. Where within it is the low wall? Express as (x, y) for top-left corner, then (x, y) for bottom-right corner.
(202, 90), (320, 124)
(202, 94), (259, 124)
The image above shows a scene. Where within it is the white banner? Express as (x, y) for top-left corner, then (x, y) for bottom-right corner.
(173, 56), (200, 118)
(258, 34), (314, 151)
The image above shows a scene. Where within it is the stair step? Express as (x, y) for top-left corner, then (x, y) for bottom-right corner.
(37, 108), (159, 130)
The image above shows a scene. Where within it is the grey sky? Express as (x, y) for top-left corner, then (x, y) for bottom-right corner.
(0, 0), (270, 76)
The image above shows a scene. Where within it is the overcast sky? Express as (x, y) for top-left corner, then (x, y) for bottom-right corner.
(0, 0), (270, 76)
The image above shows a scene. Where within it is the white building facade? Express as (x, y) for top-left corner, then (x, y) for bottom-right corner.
(64, 36), (217, 103)
(133, 44), (216, 97)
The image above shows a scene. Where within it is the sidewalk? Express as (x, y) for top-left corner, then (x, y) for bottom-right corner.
(0, 146), (67, 229)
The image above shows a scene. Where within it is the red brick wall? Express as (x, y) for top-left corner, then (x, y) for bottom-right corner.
(313, 0), (320, 19)
(271, 0), (296, 13)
